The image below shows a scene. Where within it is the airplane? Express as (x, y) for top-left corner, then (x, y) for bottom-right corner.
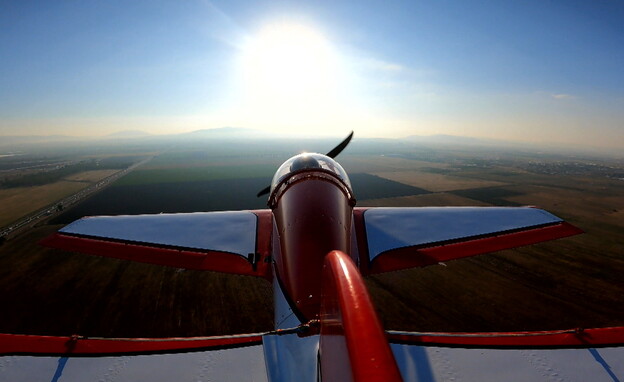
(1, 132), (623, 381)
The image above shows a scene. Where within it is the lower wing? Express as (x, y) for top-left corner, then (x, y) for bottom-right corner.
(0, 333), (268, 381)
(388, 327), (624, 381)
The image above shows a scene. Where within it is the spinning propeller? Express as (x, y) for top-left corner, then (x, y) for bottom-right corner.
(256, 131), (354, 197)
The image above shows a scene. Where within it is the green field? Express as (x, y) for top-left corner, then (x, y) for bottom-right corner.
(450, 186), (524, 206)
(115, 164), (278, 186)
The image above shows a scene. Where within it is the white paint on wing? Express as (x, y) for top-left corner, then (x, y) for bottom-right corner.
(61, 211), (258, 256)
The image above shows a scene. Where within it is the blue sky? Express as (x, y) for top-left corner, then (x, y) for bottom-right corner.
(1, 1), (622, 149)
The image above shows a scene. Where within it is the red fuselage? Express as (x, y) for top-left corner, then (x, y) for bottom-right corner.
(270, 167), (356, 320)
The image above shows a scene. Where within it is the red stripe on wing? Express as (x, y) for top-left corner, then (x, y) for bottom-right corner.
(353, 208), (372, 275)
(388, 326), (624, 348)
(252, 209), (274, 280)
(370, 222), (582, 274)
(0, 333), (262, 355)
(40, 233), (271, 279)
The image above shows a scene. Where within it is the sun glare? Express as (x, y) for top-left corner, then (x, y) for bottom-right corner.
(239, 23), (343, 130)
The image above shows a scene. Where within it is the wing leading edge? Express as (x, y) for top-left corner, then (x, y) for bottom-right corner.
(354, 207), (582, 274)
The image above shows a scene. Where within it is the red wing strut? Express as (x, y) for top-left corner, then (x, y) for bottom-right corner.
(320, 250), (403, 382)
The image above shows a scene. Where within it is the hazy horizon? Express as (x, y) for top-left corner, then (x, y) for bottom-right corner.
(2, 127), (623, 159)
(1, 1), (623, 150)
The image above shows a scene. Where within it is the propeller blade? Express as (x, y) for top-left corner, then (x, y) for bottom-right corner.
(256, 186), (271, 198)
(256, 132), (354, 198)
(325, 131), (354, 158)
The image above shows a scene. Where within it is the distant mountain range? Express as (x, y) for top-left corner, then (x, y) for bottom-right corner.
(403, 134), (543, 149)
(1, 128), (500, 144)
(0, 134), (81, 145)
(105, 130), (153, 138)
(406, 134), (493, 145)
(0, 128), (619, 158)
(181, 127), (271, 139)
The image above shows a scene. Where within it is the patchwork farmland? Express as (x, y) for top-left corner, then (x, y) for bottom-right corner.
(1, 146), (623, 337)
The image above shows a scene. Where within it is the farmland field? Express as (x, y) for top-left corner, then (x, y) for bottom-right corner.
(50, 178), (270, 223)
(63, 170), (119, 183)
(449, 186), (524, 206)
(51, 171), (430, 224)
(349, 173), (430, 200)
(0, 181), (86, 227)
(360, 192), (491, 207)
(371, 170), (508, 192)
(1, 145), (623, 338)
(114, 164), (278, 186)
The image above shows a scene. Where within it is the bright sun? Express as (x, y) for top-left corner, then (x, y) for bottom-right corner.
(239, 23), (342, 130)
